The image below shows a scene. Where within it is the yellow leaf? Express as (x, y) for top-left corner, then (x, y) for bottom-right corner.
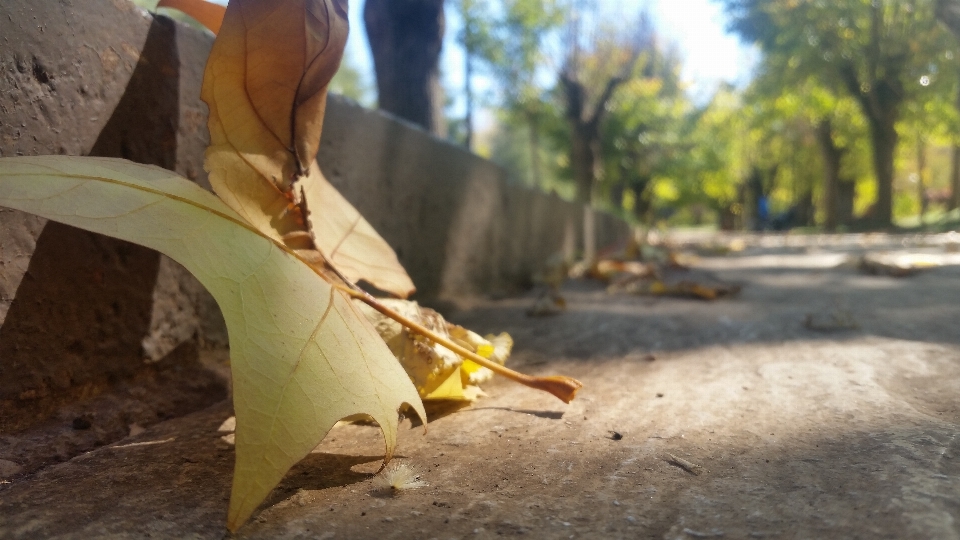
(423, 367), (467, 400)
(357, 299), (514, 400)
(200, 0), (414, 298)
(0, 156), (426, 531)
(302, 162), (416, 296)
(356, 299), (462, 398)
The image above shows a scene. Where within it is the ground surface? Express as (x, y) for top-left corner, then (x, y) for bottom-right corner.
(1, 232), (959, 539)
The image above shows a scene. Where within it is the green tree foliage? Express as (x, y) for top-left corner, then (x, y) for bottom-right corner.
(453, 0), (498, 149)
(722, 0), (954, 227)
(480, 0), (566, 187)
(597, 45), (689, 223)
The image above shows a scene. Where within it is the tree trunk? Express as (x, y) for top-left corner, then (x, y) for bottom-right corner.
(526, 112), (543, 189)
(835, 8), (902, 229)
(569, 125), (596, 204)
(951, 145), (960, 211)
(560, 69), (629, 261)
(917, 135), (928, 221)
(866, 115), (897, 227)
(583, 206), (596, 263)
(364, 0), (446, 136)
(814, 119), (843, 231)
(952, 74), (960, 210)
(463, 51), (473, 150)
(838, 180), (856, 226)
(569, 126), (598, 261)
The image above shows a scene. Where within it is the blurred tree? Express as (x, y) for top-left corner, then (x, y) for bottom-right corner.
(597, 44), (688, 225)
(678, 86), (748, 229)
(481, 0), (565, 188)
(936, 0), (960, 209)
(364, 0), (446, 136)
(747, 58), (868, 230)
(453, 0), (495, 150)
(558, 7), (653, 258)
(723, 0), (952, 227)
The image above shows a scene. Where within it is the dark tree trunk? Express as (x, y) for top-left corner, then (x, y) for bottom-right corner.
(569, 124), (598, 203)
(952, 75), (960, 211)
(834, 6), (902, 228)
(463, 52), (473, 149)
(815, 119), (844, 231)
(936, 0), (960, 209)
(951, 145), (960, 211)
(527, 111), (543, 189)
(917, 135), (928, 220)
(364, 0), (446, 136)
(837, 180), (856, 226)
(560, 72), (627, 261)
(867, 115), (898, 226)
(841, 59), (901, 228)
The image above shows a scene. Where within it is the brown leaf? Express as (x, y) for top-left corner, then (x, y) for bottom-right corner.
(204, 0), (347, 185)
(302, 162), (415, 296)
(201, 0), (415, 297)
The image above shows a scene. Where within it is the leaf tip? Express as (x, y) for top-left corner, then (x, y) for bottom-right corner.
(530, 376), (583, 404)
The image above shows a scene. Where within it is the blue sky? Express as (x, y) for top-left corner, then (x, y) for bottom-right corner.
(339, 0), (757, 112)
(647, 0), (758, 100)
(209, 0), (756, 111)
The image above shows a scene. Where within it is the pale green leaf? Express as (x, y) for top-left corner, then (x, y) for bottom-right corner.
(0, 156), (426, 530)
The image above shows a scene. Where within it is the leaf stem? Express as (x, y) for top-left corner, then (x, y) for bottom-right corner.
(337, 286), (583, 404)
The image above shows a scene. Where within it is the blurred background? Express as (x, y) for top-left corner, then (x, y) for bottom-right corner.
(140, 0), (960, 235)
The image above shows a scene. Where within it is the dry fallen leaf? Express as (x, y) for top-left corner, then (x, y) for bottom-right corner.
(0, 1), (585, 531)
(0, 156), (426, 531)
(357, 299), (512, 401)
(200, 0), (414, 297)
(855, 253), (941, 277)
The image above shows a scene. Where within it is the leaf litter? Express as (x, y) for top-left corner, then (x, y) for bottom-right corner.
(570, 236), (742, 301)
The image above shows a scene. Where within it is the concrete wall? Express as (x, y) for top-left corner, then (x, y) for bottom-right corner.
(319, 96), (628, 300)
(0, 0), (628, 433)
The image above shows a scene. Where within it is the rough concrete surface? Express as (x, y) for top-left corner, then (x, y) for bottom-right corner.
(0, 0), (221, 433)
(1, 232), (958, 539)
(319, 94), (628, 301)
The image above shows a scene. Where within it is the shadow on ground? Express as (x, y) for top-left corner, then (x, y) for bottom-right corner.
(2, 236), (959, 539)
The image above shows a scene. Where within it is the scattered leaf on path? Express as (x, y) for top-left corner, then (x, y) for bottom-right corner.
(856, 253), (941, 277)
(357, 299), (512, 401)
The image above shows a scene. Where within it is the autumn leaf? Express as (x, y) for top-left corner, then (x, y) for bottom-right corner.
(198, 0), (415, 297)
(357, 299), (514, 401)
(0, 156), (426, 531)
